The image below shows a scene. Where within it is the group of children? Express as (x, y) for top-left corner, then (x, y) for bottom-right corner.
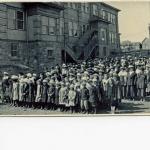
(1, 55), (150, 114)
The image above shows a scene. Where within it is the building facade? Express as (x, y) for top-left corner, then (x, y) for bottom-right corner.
(0, 2), (120, 73)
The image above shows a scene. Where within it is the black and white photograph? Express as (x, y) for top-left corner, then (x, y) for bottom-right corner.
(1, 1), (150, 115)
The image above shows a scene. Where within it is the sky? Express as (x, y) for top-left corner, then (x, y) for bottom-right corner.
(106, 1), (150, 42)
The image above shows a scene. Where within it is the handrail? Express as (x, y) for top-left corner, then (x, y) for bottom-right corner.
(75, 28), (98, 46)
(65, 43), (78, 61)
(84, 37), (98, 60)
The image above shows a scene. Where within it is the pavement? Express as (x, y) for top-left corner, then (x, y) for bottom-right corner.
(0, 99), (150, 115)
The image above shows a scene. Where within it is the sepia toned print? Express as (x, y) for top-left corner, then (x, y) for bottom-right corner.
(0, 2), (150, 115)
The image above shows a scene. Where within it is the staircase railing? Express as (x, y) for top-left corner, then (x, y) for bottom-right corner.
(75, 28), (97, 47)
(83, 37), (98, 60)
(64, 28), (98, 62)
(65, 43), (78, 61)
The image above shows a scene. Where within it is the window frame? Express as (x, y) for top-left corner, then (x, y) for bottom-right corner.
(41, 16), (56, 35)
(68, 21), (78, 37)
(101, 28), (107, 42)
(47, 49), (54, 58)
(93, 4), (99, 16)
(11, 43), (18, 57)
(7, 8), (25, 30)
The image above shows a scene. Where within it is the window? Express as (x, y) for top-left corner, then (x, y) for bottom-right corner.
(8, 9), (24, 30)
(11, 43), (18, 57)
(8, 9), (16, 29)
(109, 32), (116, 44)
(68, 21), (73, 36)
(93, 4), (98, 16)
(16, 11), (24, 30)
(81, 3), (89, 13)
(41, 16), (49, 34)
(41, 16), (56, 35)
(68, 21), (78, 37)
(47, 49), (53, 58)
(73, 22), (78, 37)
(103, 47), (107, 56)
(111, 14), (116, 24)
(101, 28), (107, 42)
(102, 10), (106, 20)
(85, 4), (89, 13)
(68, 3), (77, 9)
(108, 13), (111, 22)
(60, 18), (64, 35)
(49, 18), (56, 35)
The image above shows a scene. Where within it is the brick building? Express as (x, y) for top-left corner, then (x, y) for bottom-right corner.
(0, 2), (120, 73)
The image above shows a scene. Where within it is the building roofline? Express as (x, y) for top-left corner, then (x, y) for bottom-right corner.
(23, 2), (64, 10)
(101, 2), (121, 12)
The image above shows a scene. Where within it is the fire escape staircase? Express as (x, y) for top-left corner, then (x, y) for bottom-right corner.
(65, 28), (98, 62)
(83, 37), (98, 61)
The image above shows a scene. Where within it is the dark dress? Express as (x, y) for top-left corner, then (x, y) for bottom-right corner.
(41, 84), (49, 103)
(127, 72), (136, 99)
(47, 85), (55, 104)
(55, 86), (60, 105)
(137, 74), (146, 98)
(89, 85), (98, 107)
(27, 82), (35, 103)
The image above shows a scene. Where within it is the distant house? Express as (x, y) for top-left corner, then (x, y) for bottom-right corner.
(132, 42), (141, 50)
(121, 41), (141, 52)
(142, 37), (150, 49)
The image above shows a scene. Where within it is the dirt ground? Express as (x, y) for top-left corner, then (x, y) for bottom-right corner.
(0, 99), (150, 115)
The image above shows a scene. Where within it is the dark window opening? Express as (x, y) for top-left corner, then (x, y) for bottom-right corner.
(47, 50), (53, 58)
(11, 43), (18, 57)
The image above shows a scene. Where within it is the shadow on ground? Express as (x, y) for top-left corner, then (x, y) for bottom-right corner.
(117, 102), (149, 114)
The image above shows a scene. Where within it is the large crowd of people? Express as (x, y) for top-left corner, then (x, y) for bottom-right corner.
(1, 55), (150, 114)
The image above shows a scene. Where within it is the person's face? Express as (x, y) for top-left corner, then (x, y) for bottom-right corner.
(43, 82), (47, 85)
(40, 74), (43, 78)
(104, 75), (107, 79)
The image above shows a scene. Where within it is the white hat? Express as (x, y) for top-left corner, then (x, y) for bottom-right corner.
(43, 79), (48, 83)
(93, 78), (97, 82)
(46, 72), (50, 76)
(129, 65), (134, 68)
(70, 84), (74, 89)
(11, 75), (18, 80)
(4, 72), (9, 75)
(146, 64), (150, 67)
(49, 80), (55, 84)
(65, 82), (69, 86)
(27, 73), (32, 78)
(32, 73), (37, 77)
(62, 64), (66, 67)
(84, 71), (89, 75)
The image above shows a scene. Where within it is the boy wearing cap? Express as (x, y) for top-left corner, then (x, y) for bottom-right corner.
(88, 80), (98, 114)
(68, 85), (77, 113)
(137, 69), (146, 101)
(41, 80), (49, 109)
(2, 72), (11, 103)
(59, 82), (67, 112)
(80, 82), (89, 114)
(127, 66), (136, 101)
(55, 82), (61, 110)
(47, 81), (55, 110)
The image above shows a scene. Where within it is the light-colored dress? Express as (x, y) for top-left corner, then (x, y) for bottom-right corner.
(59, 87), (67, 105)
(68, 90), (76, 107)
(35, 84), (42, 102)
(12, 82), (19, 101)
